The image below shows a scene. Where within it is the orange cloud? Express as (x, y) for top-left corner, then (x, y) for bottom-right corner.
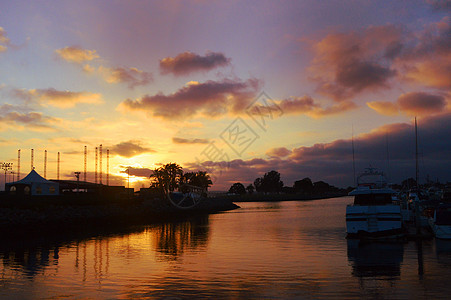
(13, 88), (103, 108)
(0, 111), (58, 132)
(172, 137), (209, 144)
(98, 66), (153, 89)
(367, 101), (399, 116)
(119, 78), (261, 120)
(110, 141), (155, 157)
(55, 46), (99, 63)
(160, 51), (231, 75)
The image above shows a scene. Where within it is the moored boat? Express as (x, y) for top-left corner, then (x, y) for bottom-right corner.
(346, 168), (404, 239)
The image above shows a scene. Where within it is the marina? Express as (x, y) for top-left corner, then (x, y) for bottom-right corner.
(1, 197), (451, 298)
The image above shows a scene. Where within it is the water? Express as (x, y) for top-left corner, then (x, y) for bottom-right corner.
(1, 197), (451, 299)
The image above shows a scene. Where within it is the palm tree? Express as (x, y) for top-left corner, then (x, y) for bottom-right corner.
(150, 163), (183, 192)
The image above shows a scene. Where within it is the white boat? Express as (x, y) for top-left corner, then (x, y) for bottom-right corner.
(429, 203), (451, 239)
(346, 168), (404, 239)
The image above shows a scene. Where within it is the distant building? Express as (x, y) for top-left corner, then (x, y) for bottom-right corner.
(6, 169), (59, 196)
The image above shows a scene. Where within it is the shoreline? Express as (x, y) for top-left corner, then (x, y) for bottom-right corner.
(213, 192), (347, 202)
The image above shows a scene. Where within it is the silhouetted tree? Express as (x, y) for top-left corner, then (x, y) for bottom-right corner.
(254, 170), (283, 193)
(246, 184), (254, 194)
(313, 181), (331, 194)
(254, 177), (263, 193)
(150, 163), (183, 192)
(293, 177), (314, 194)
(229, 182), (246, 195)
(181, 171), (212, 191)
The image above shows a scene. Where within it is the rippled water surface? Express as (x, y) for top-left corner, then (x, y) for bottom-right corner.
(1, 197), (451, 299)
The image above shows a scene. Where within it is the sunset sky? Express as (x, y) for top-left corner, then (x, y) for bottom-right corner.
(1, 0), (450, 191)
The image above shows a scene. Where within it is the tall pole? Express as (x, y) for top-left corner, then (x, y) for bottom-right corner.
(31, 148), (34, 171)
(1, 162), (13, 190)
(44, 150), (47, 178)
(95, 147), (98, 184)
(415, 117), (419, 190)
(84, 146), (87, 182)
(107, 149), (109, 186)
(57, 152), (60, 180)
(99, 144), (102, 184)
(17, 149), (20, 181)
(352, 125), (356, 187)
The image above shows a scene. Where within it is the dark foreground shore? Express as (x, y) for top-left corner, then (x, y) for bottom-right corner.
(0, 196), (239, 236)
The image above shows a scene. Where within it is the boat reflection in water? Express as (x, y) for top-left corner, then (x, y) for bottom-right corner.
(347, 239), (405, 297)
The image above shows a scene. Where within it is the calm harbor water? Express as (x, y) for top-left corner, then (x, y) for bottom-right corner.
(1, 196), (451, 299)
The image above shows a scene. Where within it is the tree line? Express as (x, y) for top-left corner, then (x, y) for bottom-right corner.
(228, 170), (346, 196)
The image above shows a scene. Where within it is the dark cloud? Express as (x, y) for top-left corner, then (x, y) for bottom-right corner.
(110, 141), (155, 157)
(266, 147), (291, 158)
(397, 92), (447, 116)
(120, 78), (261, 120)
(172, 137), (209, 144)
(335, 60), (396, 92)
(188, 113), (451, 190)
(120, 166), (153, 177)
(247, 96), (356, 119)
(160, 51), (231, 75)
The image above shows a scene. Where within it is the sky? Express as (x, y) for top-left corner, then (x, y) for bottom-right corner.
(0, 0), (450, 191)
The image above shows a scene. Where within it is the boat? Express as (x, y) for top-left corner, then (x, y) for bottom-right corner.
(346, 167), (404, 239)
(429, 203), (451, 239)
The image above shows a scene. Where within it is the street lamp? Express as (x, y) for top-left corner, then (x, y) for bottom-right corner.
(1, 162), (13, 190)
(74, 171), (81, 193)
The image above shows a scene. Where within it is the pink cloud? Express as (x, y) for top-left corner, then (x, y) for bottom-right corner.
(120, 78), (261, 120)
(160, 51), (231, 75)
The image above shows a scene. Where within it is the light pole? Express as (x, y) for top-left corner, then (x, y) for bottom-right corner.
(1, 162), (13, 190)
(74, 171), (81, 193)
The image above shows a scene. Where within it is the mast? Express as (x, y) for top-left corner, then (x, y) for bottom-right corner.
(352, 125), (356, 187)
(415, 117), (419, 190)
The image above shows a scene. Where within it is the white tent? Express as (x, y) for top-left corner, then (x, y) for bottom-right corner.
(6, 169), (59, 196)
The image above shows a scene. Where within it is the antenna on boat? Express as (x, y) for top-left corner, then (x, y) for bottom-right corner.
(386, 132), (390, 184)
(415, 117), (419, 190)
(352, 125), (356, 187)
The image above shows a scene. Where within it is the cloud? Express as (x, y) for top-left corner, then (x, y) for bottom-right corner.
(55, 46), (153, 88)
(368, 92), (448, 117)
(310, 25), (400, 101)
(12, 88), (103, 108)
(189, 113), (451, 190)
(120, 166), (153, 177)
(396, 17), (451, 90)
(397, 92), (447, 116)
(110, 141), (155, 158)
(160, 51), (231, 75)
(266, 147), (291, 158)
(247, 95), (357, 119)
(0, 27), (10, 52)
(172, 137), (209, 144)
(0, 111), (58, 131)
(98, 66), (153, 88)
(55, 46), (99, 63)
(367, 101), (399, 116)
(426, 0), (451, 11)
(119, 78), (261, 120)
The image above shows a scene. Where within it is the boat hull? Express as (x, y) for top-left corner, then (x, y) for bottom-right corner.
(429, 218), (451, 239)
(346, 204), (403, 239)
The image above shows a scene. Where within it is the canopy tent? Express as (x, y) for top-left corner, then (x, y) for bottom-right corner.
(6, 169), (59, 196)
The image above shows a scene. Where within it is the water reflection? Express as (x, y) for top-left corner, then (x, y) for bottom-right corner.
(153, 216), (210, 260)
(347, 239), (404, 278)
(0, 215), (210, 281)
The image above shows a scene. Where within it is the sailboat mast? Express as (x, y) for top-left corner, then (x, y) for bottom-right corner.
(352, 125), (356, 187)
(415, 117), (419, 190)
